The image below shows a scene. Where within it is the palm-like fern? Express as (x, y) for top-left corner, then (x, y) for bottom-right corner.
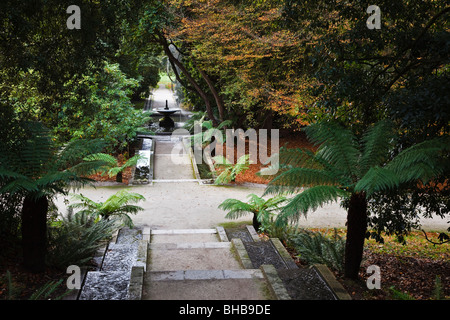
(218, 193), (287, 231)
(213, 154), (251, 184)
(69, 189), (145, 228)
(83, 153), (144, 182)
(190, 118), (232, 147)
(264, 120), (449, 279)
(0, 121), (106, 272)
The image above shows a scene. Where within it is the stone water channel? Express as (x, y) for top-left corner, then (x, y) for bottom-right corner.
(78, 228), (142, 300)
(225, 226), (340, 300)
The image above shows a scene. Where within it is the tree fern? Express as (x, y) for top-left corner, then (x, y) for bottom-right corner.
(359, 120), (396, 175)
(83, 153), (144, 181)
(69, 189), (145, 228)
(218, 193), (287, 231)
(213, 154), (251, 184)
(264, 120), (448, 279)
(0, 121), (106, 272)
(304, 121), (360, 180)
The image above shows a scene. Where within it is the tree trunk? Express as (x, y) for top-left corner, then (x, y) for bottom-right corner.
(156, 31), (218, 126)
(21, 195), (48, 273)
(198, 69), (226, 123)
(344, 192), (367, 279)
(252, 213), (261, 232)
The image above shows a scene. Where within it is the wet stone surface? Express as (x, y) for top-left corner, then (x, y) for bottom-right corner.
(78, 271), (131, 300)
(225, 228), (254, 243)
(277, 269), (337, 300)
(78, 228), (142, 300)
(243, 241), (288, 270)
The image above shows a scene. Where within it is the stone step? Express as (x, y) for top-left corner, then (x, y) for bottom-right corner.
(149, 242), (230, 250)
(151, 228), (217, 235)
(150, 228), (223, 244)
(151, 233), (220, 243)
(142, 277), (271, 300)
(149, 245), (241, 271)
(148, 269), (264, 281)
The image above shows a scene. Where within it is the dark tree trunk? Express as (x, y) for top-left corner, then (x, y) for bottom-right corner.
(344, 192), (368, 279)
(199, 69), (226, 123)
(252, 213), (261, 232)
(21, 195), (48, 273)
(155, 31), (218, 127)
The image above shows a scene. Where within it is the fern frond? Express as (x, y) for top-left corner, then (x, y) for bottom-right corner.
(218, 198), (254, 220)
(83, 153), (117, 166)
(355, 166), (400, 196)
(56, 139), (106, 170)
(276, 185), (348, 225)
(305, 121), (359, 179)
(359, 120), (396, 175)
(386, 137), (450, 183)
(0, 177), (38, 194)
(212, 155), (232, 166)
(271, 167), (338, 189)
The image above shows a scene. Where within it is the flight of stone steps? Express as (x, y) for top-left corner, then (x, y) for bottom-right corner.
(141, 227), (275, 300)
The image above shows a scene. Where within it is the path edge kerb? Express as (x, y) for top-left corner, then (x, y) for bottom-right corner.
(127, 229), (150, 300)
(312, 264), (352, 300)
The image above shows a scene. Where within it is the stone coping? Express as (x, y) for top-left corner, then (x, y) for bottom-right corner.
(148, 269), (264, 281)
(312, 264), (352, 300)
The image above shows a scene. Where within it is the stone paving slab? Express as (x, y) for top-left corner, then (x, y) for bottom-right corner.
(151, 233), (219, 243)
(142, 278), (271, 300)
(150, 247), (242, 271)
(149, 242), (231, 250)
(151, 229), (217, 234)
(154, 154), (194, 180)
(148, 269), (264, 281)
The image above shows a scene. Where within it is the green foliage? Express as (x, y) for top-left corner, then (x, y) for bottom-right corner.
(54, 62), (151, 153)
(183, 111), (207, 133)
(213, 154), (251, 185)
(83, 153), (144, 181)
(28, 279), (71, 300)
(2, 270), (71, 300)
(68, 189), (145, 228)
(388, 286), (415, 300)
(265, 120), (448, 279)
(46, 210), (119, 269)
(0, 121), (105, 199)
(218, 193), (287, 231)
(291, 229), (345, 272)
(190, 118), (232, 148)
(265, 120), (449, 228)
(432, 275), (445, 300)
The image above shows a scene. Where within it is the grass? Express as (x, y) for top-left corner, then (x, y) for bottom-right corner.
(218, 220), (252, 229)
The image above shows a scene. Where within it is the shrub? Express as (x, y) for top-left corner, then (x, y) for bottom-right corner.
(291, 229), (345, 272)
(68, 189), (145, 228)
(46, 210), (119, 269)
(213, 154), (251, 184)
